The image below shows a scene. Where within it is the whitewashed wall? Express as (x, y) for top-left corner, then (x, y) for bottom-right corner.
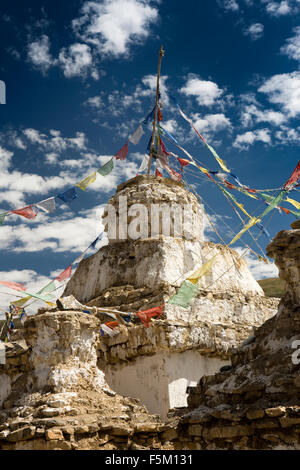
(104, 351), (228, 419)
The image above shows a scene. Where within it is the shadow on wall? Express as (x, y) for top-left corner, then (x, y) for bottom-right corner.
(103, 350), (229, 419)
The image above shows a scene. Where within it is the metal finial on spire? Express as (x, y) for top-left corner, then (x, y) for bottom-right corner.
(147, 45), (165, 176)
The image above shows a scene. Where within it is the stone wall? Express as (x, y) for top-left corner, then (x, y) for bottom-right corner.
(173, 223), (300, 449)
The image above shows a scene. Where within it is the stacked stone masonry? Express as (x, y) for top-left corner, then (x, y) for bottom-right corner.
(1, 176), (291, 450)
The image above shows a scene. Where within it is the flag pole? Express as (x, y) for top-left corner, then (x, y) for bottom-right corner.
(147, 45), (164, 176)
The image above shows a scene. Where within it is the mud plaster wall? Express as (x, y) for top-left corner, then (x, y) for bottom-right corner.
(103, 351), (228, 419)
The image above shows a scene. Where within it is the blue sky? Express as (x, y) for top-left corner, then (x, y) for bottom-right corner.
(0, 0), (300, 311)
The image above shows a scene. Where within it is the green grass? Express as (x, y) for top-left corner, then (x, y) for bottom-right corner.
(258, 278), (286, 298)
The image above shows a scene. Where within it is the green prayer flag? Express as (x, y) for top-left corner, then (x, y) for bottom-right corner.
(97, 159), (114, 176)
(21, 290), (55, 303)
(38, 281), (56, 295)
(260, 191), (286, 218)
(205, 143), (230, 173)
(168, 280), (199, 309)
(0, 213), (7, 226)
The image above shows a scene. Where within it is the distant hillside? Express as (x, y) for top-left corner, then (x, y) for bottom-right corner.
(258, 277), (286, 298)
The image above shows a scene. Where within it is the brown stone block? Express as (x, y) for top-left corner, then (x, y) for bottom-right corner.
(203, 425), (253, 440)
(45, 428), (64, 441)
(265, 407), (286, 418)
(246, 409), (265, 420)
(6, 426), (36, 442)
(188, 425), (203, 437)
(280, 416), (300, 428)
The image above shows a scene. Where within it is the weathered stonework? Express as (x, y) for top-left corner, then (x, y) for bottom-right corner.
(0, 175), (285, 450)
(173, 223), (300, 449)
(63, 176), (275, 416)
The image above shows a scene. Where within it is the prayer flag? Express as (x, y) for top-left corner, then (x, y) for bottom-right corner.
(136, 306), (163, 328)
(0, 281), (26, 292)
(143, 106), (155, 125)
(38, 281), (57, 295)
(178, 158), (190, 171)
(90, 234), (101, 250)
(10, 297), (31, 308)
(168, 281), (199, 308)
(115, 142), (128, 161)
(286, 197), (300, 211)
(158, 108), (163, 122)
(205, 143), (230, 173)
(229, 217), (261, 246)
(138, 154), (150, 173)
(57, 187), (77, 204)
(11, 205), (38, 220)
(260, 191), (286, 218)
(0, 213), (7, 226)
(55, 266), (72, 283)
(98, 159), (114, 176)
(129, 124), (144, 145)
(283, 161), (300, 189)
(35, 197), (56, 213)
(159, 125), (179, 145)
(155, 168), (162, 177)
(187, 256), (217, 285)
(159, 137), (169, 156)
(76, 172), (97, 191)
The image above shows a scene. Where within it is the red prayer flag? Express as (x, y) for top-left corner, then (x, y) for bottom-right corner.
(115, 142), (128, 161)
(159, 137), (169, 156)
(178, 158), (190, 171)
(158, 108), (163, 122)
(192, 125), (206, 143)
(11, 205), (38, 219)
(56, 266), (72, 282)
(283, 161), (300, 189)
(136, 305), (164, 328)
(279, 206), (290, 215)
(0, 281), (26, 292)
(155, 169), (163, 177)
(105, 321), (119, 329)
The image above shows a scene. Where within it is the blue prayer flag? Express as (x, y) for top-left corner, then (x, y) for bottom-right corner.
(57, 187), (77, 204)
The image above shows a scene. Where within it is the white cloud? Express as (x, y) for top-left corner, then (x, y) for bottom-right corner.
(233, 128), (271, 149)
(281, 26), (300, 63)
(0, 206), (104, 253)
(84, 96), (104, 109)
(0, 269), (61, 317)
(0, 146), (13, 172)
(192, 113), (232, 135)
(275, 125), (300, 144)
(240, 103), (286, 127)
(58, 43), (98, 79)
(262, 0), (293, 16)
(220, 0), (240, 11)
(258, 71), (300, 117)
(244, 23), (264, 41)
(180, 75), (224, 107)
(72, 0), (159, 57)
(27, 35), (56, 73)
(234, 247), (279, 280)
(22, 128), (87, 153)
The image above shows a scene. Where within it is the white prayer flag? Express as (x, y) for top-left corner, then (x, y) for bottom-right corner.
(129, 124), (144, 145)
(35, 197), (56, 213)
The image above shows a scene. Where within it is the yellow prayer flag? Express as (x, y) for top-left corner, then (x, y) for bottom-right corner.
(229, 217), (261, 246)
(286, 197), (300, 210)
(196, 165), (210, 176)
(10, 296), (31, 307)
(187, 255), (218, 285)
(206, 144), (230, 173)
(76, 172), (97, 191)
(235, 201), (252, 220)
